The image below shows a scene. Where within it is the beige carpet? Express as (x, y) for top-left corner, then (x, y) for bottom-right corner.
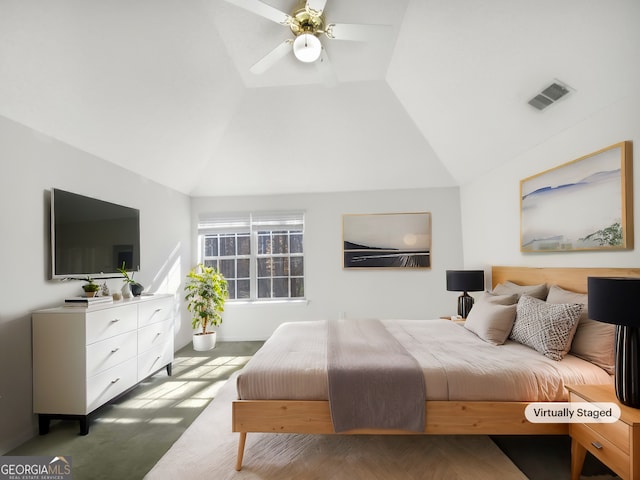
(145, 373), (528, 480)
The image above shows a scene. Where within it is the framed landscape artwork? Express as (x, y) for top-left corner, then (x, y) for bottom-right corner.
(520, 141), (633, 252)
(342, 212), (431, 269)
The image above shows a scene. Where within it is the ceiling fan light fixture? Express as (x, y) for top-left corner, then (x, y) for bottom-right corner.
(293, 33), (322, 63)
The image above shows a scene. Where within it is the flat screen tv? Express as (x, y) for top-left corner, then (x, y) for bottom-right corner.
(50, 188), (140, 279)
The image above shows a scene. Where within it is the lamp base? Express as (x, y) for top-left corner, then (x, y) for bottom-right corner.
(457, 292), (474, 319)
(614, 324), (640, 408)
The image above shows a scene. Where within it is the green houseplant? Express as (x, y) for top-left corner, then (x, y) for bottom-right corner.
(184, 264), (228, 351)
(82, 277), (100, 297)
(117, 261), (143, 297)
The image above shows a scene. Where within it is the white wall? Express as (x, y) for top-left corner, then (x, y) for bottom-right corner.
(0, 115), (192, 454)
(460, 94), (640, 272)
(191, 187), (465, 341)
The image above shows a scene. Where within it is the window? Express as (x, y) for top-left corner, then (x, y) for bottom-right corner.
(198, 212), (304, 301)
(202, 232), (251, 299)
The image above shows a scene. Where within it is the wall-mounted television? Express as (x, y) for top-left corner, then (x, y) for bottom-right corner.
(50, 188), (140, 279)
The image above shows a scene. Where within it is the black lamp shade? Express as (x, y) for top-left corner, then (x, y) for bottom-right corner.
(588, 276), (640, 408)
(446, 270), (485, 318)
(446, 270), (485, 293)
(588, 277), (640, 327)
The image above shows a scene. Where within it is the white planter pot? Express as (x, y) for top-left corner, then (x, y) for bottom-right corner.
(193, 331), (217, 351)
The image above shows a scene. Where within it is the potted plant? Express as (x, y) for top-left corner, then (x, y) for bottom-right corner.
(184, 264), (228, 351)
(82, 277), (100, 297)
(117, 262), (143, 297)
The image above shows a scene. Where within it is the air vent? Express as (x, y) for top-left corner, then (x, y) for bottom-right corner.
(528, 80), (573, 111)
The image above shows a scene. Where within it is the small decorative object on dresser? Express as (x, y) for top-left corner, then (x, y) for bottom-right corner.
(567, 384), (640, 480)
(117, 261), (143, 297)
(81, 276), (100, 297)
(185, 264), (228, 351)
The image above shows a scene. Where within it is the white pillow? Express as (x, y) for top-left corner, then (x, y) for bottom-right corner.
(510, 294), (582, 360)
(464, 293), (518, 345)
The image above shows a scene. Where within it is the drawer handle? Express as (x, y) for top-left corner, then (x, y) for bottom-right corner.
(111, 378), (120, 384)
(111, 348), (120, 353)
(591, 441), (603, 450)
(110, 318), (120, 323)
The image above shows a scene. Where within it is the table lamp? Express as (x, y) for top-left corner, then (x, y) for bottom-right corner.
(588, 276), (640, 408)
(446, 270), (485, 318)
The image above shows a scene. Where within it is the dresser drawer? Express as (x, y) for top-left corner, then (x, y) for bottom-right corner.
(87, 357), (138, 413)
(569, 392), (630, 453)
(86, 331), (137, 377)
(85, 304), (138, 344)
(138, 319), (173, 354)
(571, 422), (629, 479)
(138, 342), (173, 381)
(138, 297), (174, 328)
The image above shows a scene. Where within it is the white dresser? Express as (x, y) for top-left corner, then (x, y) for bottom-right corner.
(32, 294), (175, 435)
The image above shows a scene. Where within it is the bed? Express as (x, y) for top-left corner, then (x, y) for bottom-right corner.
(232, 266), (640, 470)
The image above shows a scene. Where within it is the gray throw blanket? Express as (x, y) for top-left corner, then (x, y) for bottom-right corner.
(327, 319), (426, 433)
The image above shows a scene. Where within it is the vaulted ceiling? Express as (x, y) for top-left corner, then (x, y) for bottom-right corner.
(1, 0), (638, 196)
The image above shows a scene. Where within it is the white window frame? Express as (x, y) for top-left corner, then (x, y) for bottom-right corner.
(198, 212), (305, 302)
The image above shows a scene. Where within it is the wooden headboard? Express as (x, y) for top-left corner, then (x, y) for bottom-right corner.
(491, 266), (640, 293)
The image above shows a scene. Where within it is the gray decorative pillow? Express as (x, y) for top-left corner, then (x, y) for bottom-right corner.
(546, 284), (615, 373)
(492, 281), (548, 300)
(510, 294), (582, 360)
(464, 293), (518, 345)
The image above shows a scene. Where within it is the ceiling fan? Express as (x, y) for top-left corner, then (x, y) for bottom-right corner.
(224, 0), (391, 78)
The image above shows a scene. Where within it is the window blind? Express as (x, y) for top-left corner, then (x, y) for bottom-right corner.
(198, 211), (304, 234)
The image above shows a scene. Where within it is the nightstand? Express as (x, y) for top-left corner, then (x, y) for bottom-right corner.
(566, 384), (640, 480)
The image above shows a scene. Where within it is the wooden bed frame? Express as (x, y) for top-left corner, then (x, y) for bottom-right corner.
(232, 266), (640, 470)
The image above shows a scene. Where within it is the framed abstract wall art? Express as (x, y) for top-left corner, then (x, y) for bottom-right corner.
(342, 212), (431, 268)
(520, 141), (633, 252)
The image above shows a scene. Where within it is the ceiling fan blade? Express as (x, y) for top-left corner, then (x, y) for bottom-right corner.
(224, 0), (293, 25)
(305, 0), (328, 16)
(324, 23), (392, 41)
(249, 40), (293, 74)
(315, 47), (337, 87)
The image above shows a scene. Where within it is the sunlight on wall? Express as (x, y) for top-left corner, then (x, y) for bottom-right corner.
(149, 242), (183, 295)
(147, 242), (186, 339)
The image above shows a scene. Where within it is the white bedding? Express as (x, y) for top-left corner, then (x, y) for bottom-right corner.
(236, 319), (612, 402)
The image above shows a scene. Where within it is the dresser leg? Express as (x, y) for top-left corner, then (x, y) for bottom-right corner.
(79, 416), (89, 436)
(38, 414), (50, 435)
(166, 363), (172, 376)
(570, 438), (587, 480)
